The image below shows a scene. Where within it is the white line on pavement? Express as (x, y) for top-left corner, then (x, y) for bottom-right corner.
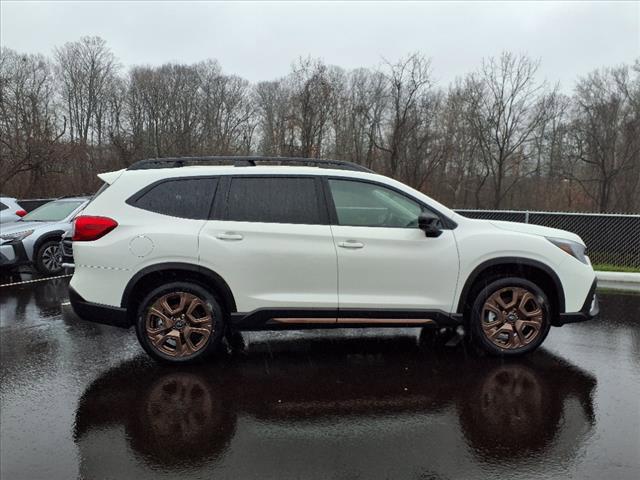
(0, 274), (72, 288)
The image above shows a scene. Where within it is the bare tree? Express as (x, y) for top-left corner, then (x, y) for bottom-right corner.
(0, 49), (66, 194)
(566, 64), (640, 212)
(55, 36), (118, 144)
(375, 53), (434, 180)
(465, 53), (558, 209)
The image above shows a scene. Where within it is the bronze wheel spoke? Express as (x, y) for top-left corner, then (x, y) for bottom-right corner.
(513, 321), (527, 346)
(146, 307), (174, 334)
(152, 332), (172, 348)
(188, 327), (211, 338)
(495, 288), (518, 310)
(186, 297), (204, 317)
(182, 328), (197, 355)
(187, 314), (211, 325)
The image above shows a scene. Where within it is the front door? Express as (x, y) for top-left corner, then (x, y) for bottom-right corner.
(326, 178), (459, 316)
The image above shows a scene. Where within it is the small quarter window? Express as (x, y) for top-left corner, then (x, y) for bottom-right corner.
(0, 202), (7, 211)
(226, 177), (322, 224)
(132, 178), (217, 220)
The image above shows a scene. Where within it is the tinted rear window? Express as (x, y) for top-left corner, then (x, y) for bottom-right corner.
(226, 177), (322, 224)
(132, 178), (217, 220)
(0, 202), (7, 211)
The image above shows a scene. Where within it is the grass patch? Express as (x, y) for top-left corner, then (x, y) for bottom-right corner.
(596, 287), (640, 296)
(592, 264), (640, 273)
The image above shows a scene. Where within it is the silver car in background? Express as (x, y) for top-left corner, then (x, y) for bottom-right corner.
(0, 197), (89, 275)
(0, 197), (27, 224)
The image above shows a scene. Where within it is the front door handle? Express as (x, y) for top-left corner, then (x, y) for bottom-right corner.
(216, 232), (243, 241)
(338, 240), (364, 249)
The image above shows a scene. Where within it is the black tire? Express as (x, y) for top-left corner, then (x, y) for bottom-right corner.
(35, 240), (63, 275)
(468, 277), (551, 356)
(135, 282), (225, 364)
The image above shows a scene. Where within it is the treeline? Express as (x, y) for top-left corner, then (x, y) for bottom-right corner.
(1, 36), (639, 212)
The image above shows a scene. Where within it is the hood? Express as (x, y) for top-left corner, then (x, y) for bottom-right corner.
(0, 220), (65, 242)
(0, 221), (53, 235)
(489, 220), (584, 246)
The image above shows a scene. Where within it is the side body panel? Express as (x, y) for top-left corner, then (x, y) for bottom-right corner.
(330, 226), (459, 313)
(198, 220), (338, 312)
(452, 219), (596, 313)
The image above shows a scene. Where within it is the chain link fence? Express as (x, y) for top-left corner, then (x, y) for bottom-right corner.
(455, 209), (640, 269)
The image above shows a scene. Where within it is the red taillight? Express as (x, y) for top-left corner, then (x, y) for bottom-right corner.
(15, 209), (27, 217)
(73, 216), (118, 241)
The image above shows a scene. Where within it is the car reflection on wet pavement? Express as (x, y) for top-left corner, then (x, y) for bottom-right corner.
(0, 273), (639, 479)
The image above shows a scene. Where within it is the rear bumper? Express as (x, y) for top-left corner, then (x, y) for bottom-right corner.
(556, 279), (599, 326)
(69, 287), (130, 328)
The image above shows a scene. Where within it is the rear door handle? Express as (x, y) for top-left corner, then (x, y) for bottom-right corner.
(338, 240), (364, 249)
(216, 232), (243, 241)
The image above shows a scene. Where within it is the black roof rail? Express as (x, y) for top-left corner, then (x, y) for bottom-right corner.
(126, 156), (375, 173)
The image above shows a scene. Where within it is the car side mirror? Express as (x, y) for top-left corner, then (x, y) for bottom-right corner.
(418, 212), (443, 238)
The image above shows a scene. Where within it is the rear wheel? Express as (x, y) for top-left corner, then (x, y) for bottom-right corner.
(469, 277), (551, 356)
(35, 240), (63, 275)
(135, 282), (225, 364)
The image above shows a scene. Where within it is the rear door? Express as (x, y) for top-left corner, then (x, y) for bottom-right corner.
(326, 177), (459, 315)
(198, 175), (338, 315)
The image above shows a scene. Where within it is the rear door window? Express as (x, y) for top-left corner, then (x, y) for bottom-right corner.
(226, 177), (323, 224)
(130, 177), (217, 220)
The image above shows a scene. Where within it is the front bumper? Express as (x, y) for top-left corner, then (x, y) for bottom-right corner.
(0, 241), (30, 269)
(69, 287), (130, 328)
(556, 279), (599, 325)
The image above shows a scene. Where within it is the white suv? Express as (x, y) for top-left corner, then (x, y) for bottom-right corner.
(69, 157), (598, 363)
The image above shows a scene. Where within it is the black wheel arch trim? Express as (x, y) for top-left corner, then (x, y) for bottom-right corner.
(33, 230), (66, 255)
(456, 257), (566, 314)
(120, 262), (237, 313)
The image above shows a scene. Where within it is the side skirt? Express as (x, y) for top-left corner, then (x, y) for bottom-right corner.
(230, 308), (463, 331)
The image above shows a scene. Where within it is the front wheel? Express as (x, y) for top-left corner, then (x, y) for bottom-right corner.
(469, 278), (551, 356)
(135, 282), (225, 364)
(35, 240), (63, 275)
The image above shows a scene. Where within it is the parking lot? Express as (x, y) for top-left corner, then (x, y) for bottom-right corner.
(0, 272), (638, 480)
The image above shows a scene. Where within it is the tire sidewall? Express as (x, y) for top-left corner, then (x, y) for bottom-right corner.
(469, 277), (551, 356)
(135, 282), (225, 364)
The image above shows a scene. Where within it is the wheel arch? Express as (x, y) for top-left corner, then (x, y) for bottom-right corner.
(33, 230), (65, 255)
(456, 257), (566, 318)
(121, 262), (237, 325)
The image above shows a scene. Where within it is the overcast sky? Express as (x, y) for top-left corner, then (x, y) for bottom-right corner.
(1, 1), (638, 88)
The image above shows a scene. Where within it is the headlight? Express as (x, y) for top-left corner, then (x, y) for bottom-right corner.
(546, 237), (588, 264)
(0, 229), (34, 243)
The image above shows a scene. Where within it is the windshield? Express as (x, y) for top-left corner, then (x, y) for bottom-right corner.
(22, 200), (84, 222)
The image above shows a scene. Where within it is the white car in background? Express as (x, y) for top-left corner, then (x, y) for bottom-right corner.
(69, 156), (599, 363)
(0, 197), (27, 224)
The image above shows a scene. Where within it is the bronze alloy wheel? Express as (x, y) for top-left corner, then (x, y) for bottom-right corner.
(145, 292), (213, 357)
(481, 287), (544, 350)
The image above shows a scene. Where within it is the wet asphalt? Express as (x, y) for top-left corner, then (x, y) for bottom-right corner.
(0, 272), (639, 480)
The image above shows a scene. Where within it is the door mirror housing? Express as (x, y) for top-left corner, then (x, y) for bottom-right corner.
(418, 212), (443, 238)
